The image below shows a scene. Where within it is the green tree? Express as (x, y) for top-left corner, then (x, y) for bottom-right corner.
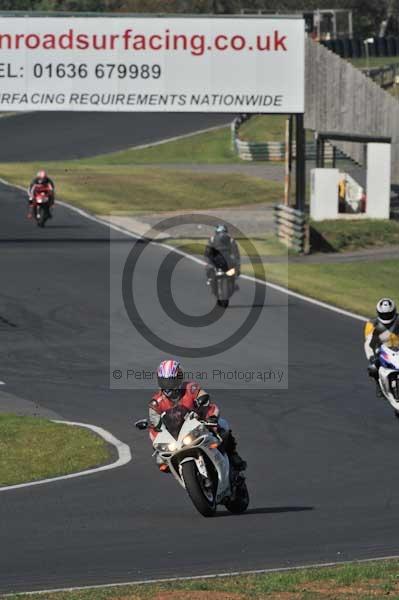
(0, 0), (37, 9)
(36, 0), (105, 10)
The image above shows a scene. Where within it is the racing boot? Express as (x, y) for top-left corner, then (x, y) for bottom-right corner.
(225, 432), (247, 472)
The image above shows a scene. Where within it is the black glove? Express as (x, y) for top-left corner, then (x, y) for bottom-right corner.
(195, 393), (210, 409)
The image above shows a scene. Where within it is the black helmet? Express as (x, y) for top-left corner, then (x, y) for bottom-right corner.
(376, 298), (397, 325)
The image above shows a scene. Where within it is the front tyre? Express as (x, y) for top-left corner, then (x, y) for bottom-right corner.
(37, 207), (46, 228)
(225, 480), (250, 514)
(217, 299), (229, 308)
(181, 461), (216, 517)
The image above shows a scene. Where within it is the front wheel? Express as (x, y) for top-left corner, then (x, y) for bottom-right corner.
(225, 479), (250, 514)
(37, 207), (47, 228)
(217, 299), (229, 308)
(181, 460), (216, 517)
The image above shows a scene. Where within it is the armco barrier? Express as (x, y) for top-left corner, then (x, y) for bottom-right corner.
(274, 204), (309, 254)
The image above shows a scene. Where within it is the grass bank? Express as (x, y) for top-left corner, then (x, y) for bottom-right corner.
(9, 559), (399, 599)
(0, 414), (111, 486)
(248, 260), (398, 317)
(168, 235), (286, 259)
(0, 163), (283, 215)
(168, 239), (398, 316)
(85, 125), (238, 165)
(312, 219), (399, 252)
(349, 55), (399, 69)
(238, 114), (287, 143)
(238, 114), (314, 143)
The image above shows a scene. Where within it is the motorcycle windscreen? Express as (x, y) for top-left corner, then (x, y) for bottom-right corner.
(162, 405), (190, 439)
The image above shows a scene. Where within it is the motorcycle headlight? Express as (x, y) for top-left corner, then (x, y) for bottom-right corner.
(226, 268), (236, 276)
(182, 425), (206, 446)
(154, 442), (174, 453)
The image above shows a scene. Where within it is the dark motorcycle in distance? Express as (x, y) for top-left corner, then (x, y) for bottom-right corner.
(210, 266), (237, 308)
(30, 184), (53, 228)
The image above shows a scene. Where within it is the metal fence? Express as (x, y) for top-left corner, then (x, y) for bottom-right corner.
(274, 205), (309, 254)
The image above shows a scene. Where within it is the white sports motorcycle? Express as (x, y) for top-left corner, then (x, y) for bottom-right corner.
(135, 406), (249, 517)
(377, 344), (399, 416)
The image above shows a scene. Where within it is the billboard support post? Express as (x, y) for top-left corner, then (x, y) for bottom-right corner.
(295, 113), (306, 212)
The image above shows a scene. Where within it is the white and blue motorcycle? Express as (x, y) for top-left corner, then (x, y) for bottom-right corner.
(136, 406), (249, 517)
(378, 344), (399, 416)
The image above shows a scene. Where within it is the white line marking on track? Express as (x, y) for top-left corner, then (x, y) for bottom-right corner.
(0, 381), (5, 385)
(7, 554), (399, 597)
(0, 171), (368, 324)
(0, 420), (131, 492)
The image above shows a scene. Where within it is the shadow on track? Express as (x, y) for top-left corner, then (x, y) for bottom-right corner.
(227, 304), (266, 309)
(215, 506), (314, 518)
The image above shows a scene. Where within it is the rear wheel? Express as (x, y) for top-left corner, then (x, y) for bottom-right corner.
(225, 479), (250, 514)
(181, 461), (216, 517)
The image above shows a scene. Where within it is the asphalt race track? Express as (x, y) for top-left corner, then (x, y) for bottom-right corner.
(0, 111), (230, 161)
(2, 113), (399, 594)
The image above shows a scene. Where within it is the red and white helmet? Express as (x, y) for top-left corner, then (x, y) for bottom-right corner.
(37, 169), (47, 180)
(376, 298), (397, 325)
(157, 359), (183, 399)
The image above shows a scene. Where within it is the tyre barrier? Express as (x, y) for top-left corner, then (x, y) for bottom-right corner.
(231, 117), (344, 162)
(274, 204), (309, 254)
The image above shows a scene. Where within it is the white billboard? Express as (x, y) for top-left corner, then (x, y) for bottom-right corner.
(0, 16), (305, 113)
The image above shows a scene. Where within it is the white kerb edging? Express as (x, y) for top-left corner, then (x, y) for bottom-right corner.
(0, 420), (132, 492)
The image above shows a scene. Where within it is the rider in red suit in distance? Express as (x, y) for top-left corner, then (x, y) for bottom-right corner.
(28, 169), (55, 218)
(149, 359), (246, 472)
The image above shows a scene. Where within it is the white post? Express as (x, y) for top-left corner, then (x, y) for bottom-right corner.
(366, 143), (391, 219)
(310, 168), (340, 221)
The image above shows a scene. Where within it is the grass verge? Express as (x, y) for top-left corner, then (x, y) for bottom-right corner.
(238, 114), (287, 142)
(8, 559), (399, 599)
(0, 414), (111, 486)
(0, 163), (283, 215)
(168, 235), (286, 258)
(312, 219), (399, 252)
(85, 125), (238, 165)
(349, 55), (399, 69)
(238, 114), (314, 143)
(168, 239), (398, 316)
(248, 259), (399, 317)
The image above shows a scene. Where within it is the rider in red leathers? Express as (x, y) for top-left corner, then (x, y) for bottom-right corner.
(28, 169), (55, 218)
(149, 359), (246, 472)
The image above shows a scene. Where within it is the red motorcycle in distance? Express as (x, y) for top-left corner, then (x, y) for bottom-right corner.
(30, 184), (53, 227)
